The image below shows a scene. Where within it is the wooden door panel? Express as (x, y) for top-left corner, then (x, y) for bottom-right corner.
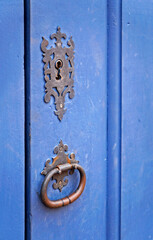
(121, 1), (153, 239)
(0, 1), (25, 239)
(30, 1), (107, 239)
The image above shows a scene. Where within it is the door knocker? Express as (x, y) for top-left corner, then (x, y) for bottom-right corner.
(41, 27), (75, 121)
(41, 140), (86, 208)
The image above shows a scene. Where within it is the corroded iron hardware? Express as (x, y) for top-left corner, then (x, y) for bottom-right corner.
(41, 27), (75, 121)
(41, 140), (86, 208)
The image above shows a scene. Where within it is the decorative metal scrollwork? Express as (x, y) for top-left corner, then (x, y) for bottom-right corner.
(41, 140), (86, 208)
(41, 140), (78, 192)
(41, 27), (75, 121)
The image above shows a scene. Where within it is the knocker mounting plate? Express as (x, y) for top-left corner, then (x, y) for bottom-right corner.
(41, 140), (86, 208)
(41, 140), (78, 192)
(41, 27), (75, 120)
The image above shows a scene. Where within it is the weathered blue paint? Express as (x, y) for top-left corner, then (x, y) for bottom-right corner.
(121, 1), (153, 239)
(29, 0), (107, 239)
(1, 1), (153, 239)
(0, 1), (24, 239)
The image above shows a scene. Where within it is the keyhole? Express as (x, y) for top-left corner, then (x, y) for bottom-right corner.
(55, 59), (63, 80)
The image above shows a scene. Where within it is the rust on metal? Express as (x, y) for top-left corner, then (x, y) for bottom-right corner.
(41, 163), (86, 208)
(40, 140), (86, 208)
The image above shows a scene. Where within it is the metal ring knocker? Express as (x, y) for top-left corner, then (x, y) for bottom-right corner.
(41, 163), (86, 208)
(40, 140), (86, 208)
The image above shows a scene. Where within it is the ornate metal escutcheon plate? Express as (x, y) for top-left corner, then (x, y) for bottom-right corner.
(41, 140), (78, 192)
(41, 27), (75, 120)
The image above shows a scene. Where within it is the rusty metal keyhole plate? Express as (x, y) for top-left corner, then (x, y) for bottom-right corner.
(41, 27), (75, 121)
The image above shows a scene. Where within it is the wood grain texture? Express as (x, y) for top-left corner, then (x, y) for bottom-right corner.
(0, 1), (24, 239)
(121, 0), (153, 239)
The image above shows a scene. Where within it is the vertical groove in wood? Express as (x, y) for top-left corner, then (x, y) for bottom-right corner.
(107, 0), (122, 239)
(24, 0), (31, 239)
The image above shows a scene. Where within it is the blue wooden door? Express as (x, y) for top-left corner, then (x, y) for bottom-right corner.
(1, 1), (153, 240)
